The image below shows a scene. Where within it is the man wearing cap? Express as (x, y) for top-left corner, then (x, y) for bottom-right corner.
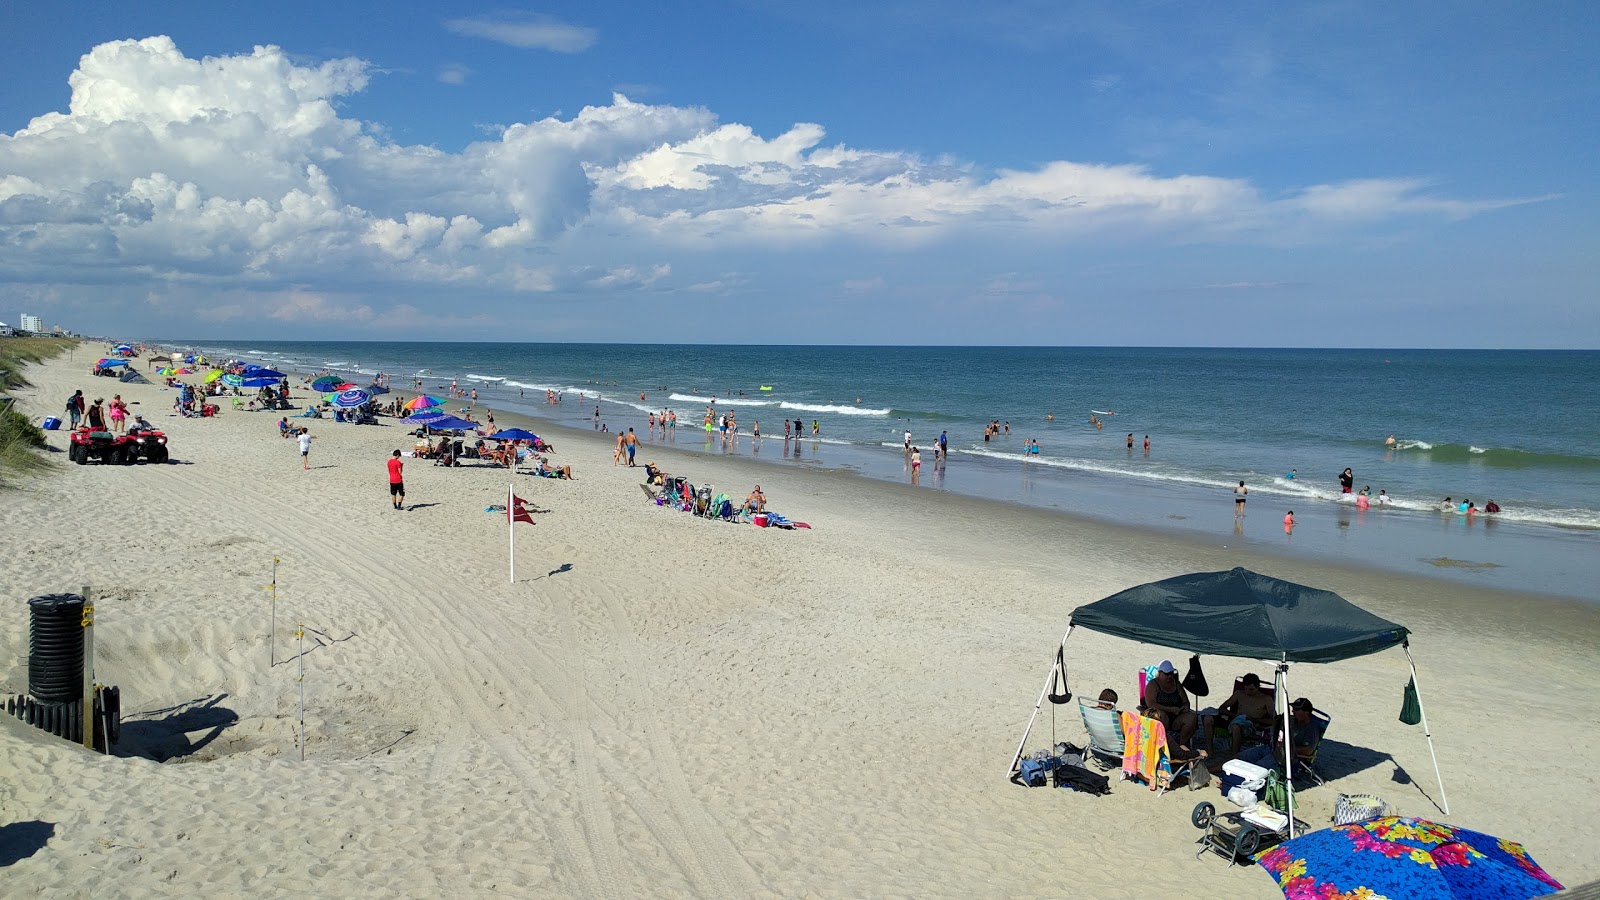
(1285, 698), (1322, 762)
(1142, 659), (1198, 751)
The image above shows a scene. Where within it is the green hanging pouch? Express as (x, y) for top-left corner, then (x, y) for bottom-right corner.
(1261, 769), (1290, 812)
(1400, 675), (1422, 726)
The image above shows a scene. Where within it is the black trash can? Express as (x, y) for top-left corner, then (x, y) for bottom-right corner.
(28, 593), (85, 704)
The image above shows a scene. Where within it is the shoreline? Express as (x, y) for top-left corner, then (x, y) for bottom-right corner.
(183, 340), (1600, 603)
(4, 345), (1597, 896)
(340, 379), (1600, 605)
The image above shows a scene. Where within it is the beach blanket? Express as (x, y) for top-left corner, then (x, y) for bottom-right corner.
(764, 512), (812, 530)
(1119, 711), (1171, 790)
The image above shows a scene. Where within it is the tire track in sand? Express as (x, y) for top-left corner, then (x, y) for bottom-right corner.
(159, 467), (760, 898)
(586, 577), (765, 897)
(150, 468), (623, 899)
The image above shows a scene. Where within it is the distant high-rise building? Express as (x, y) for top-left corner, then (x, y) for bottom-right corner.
(19, 313), (44, 333)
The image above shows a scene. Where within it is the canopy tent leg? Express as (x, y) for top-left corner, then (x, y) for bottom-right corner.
(1007, 625), (1073, 777)
(1277, 660), (1296, 839)
(1404, 644), (1450, 815)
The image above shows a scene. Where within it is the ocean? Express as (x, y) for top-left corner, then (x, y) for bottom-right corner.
(171, 342), (1600, 599)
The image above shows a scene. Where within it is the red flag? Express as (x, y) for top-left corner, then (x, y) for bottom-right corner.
(508, 496), (535, 525)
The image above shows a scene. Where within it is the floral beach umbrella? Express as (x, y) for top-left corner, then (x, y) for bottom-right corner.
(404, 395), (446, 411)
(1257, 817), (1562, 900)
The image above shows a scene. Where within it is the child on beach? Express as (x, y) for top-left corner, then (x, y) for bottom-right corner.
(297, 428), (316, 470)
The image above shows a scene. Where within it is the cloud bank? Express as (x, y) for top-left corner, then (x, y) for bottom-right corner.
(0, 36), (1542, 332)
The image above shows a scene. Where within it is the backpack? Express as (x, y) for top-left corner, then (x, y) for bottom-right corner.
(66, 397), (76, 412)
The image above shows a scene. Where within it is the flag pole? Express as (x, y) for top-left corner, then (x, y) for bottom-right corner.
(508, 483), (515, 583)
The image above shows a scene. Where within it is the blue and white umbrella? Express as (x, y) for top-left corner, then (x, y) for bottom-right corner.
(329, 388), (372, 409)
(403, 410), (455, 426)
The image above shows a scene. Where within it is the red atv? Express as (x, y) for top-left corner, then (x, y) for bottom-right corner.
(128, 425), (170, 464)
(68, 426), (168, 465)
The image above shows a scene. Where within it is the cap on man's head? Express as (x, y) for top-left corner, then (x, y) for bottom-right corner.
(1291, 697), (1314, 712)
(1157, 660), (1178, 674)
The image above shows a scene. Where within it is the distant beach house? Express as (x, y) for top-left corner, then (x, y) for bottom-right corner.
(0, 321), (14, 337)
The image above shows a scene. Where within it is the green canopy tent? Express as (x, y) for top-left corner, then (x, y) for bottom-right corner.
(1008, 567), (1447, 835)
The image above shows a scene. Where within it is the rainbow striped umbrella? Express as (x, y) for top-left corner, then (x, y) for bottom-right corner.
(404, 395), (446, 411)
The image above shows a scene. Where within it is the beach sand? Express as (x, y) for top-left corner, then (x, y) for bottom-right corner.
(3, 348), (1597, 898)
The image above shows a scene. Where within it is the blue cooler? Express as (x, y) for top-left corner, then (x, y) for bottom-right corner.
(42, 416), (61, 430)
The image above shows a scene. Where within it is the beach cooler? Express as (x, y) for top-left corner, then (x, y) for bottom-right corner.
(42, 416), (61, 430)
(752, 513), (769, 527)
(1218, 759), (1272, 802)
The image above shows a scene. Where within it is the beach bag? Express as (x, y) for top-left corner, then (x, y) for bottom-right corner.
(1333, 793), (1389, 825)
(1182, 654), (1210, 698)
(1261, 770), (1290, 812)
(1399, 675), (1422, 726)
(1018, 754), (1057, 787)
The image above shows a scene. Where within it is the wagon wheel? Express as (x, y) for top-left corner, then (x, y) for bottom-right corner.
(1236, 827), (1262, 858)
(1191, 801), (1215, 829)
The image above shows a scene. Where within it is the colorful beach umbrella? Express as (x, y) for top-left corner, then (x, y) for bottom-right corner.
(1257, 817), (1562, 900)
(311, 376), (343, 393)
(329, 388), (372, 409)
(203, 369), (224, 383)
(404, 395), (446, 411)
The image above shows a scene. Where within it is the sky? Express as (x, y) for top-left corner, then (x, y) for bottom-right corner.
(0, 1), (1595, 346)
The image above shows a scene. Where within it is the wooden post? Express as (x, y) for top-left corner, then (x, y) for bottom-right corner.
(81, 584), (96, 751)
(297, 624), (305, 761)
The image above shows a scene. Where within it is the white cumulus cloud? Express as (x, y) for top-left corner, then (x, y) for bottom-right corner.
(0, 36), (1546, 335)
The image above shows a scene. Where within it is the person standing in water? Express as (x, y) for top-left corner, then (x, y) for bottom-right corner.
(1234, 480), (1248, 520)
(1339, 467), (1354, 494)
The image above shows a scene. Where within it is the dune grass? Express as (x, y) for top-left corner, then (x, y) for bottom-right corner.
(0, 337), (76, 485)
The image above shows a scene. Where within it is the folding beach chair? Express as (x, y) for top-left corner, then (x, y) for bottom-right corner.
(1118, 710), (1199, 796)
(1077, 697), (1126, 772)
(1288, 709), (1332, 786)
(1201, 675), (1277, 753)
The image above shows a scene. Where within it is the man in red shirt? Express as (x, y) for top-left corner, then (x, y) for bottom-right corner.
(387, 450), (406, 510)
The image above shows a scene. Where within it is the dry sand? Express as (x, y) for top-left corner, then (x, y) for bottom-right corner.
(2, 348), (1597, 898)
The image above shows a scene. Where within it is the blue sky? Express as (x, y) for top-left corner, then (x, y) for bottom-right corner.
(1, 1), (1594, 346)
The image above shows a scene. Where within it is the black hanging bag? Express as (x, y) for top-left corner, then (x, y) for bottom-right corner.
(1047, 646), (1072, 704)
(1182, 654), (1210, 697)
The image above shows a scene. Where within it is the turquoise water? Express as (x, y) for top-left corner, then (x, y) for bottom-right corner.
(176, 341), (1600, 597)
